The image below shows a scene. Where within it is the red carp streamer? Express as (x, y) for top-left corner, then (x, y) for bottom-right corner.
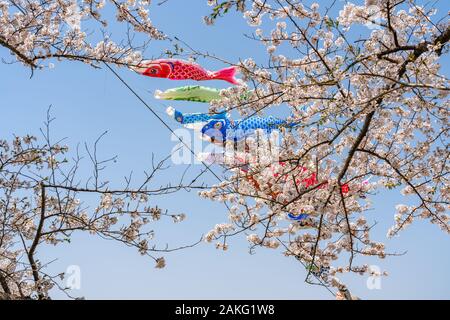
(131, 59), (241, 85)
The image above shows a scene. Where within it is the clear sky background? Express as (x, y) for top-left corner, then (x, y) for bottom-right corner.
(0, 0), (449, 299)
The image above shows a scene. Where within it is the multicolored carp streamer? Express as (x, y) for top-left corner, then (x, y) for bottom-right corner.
(155, 86), (222, 103)
(195, 152), (353, 222)
(155, 85), (253, 103)
(242, 162), (351, 199)
(131, 59), (241, 85)
(166, 108), (297, 143)
(166, 107), (228, 129)
(200, 116), (298, 144)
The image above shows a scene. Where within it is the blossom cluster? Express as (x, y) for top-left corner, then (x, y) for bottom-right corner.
(0, 0), (163, 69)
(0, 128), (188, 299)
(202, 0), (450, 293)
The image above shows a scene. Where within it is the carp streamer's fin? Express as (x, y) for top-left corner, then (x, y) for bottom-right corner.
(154, 89), (164, 100)
(211, 66), (242, 85)
(166, 107), (228, 128)
(166, 106), (177, 119)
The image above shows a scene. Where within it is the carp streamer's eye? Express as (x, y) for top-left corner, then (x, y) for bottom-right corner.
(214, 122), (222, 130)
(149, 68), (158, 74)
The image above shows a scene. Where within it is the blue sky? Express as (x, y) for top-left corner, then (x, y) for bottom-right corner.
(0, 0), (449, 299)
